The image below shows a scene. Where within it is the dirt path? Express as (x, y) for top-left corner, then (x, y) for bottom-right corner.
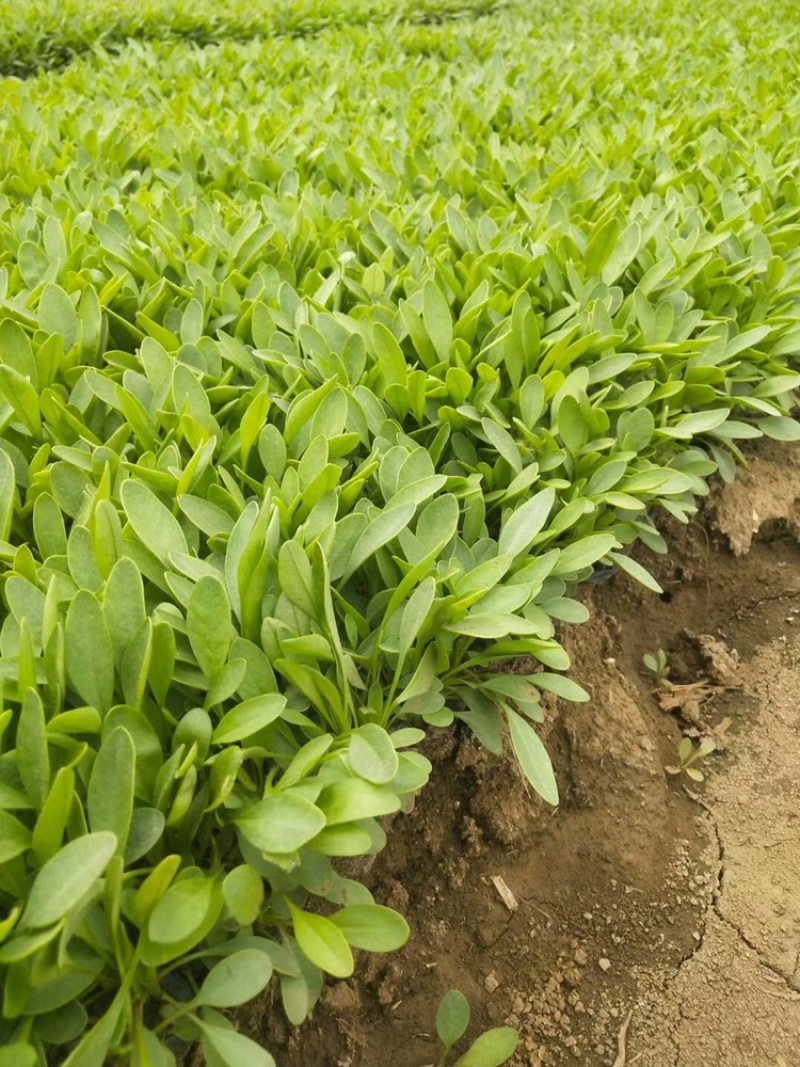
(261, 443), (800, 1067)
(630, 632), (800, 1066)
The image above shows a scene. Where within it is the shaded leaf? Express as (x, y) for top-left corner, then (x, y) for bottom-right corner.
(436, 989), (470, 1050)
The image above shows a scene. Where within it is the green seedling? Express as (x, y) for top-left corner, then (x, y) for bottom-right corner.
(432, 990), (518, 1066)
(666, 736), (718, 782)
(643, 649), (671, 684)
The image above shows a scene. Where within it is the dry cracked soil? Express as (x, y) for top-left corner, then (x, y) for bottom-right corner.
(252, 441), (800, 1067)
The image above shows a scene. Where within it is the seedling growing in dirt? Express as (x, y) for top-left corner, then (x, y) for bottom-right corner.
(431, 989), (518, 1066)
(643, 649), (671, 685)
(665, 736), (717, 782)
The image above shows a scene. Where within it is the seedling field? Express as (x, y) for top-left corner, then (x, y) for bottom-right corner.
(0, 0), (798, 1063)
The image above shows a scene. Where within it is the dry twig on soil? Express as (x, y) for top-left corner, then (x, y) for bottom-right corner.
(612, 1009), (634, 1067)
(490, 875), (519, 912)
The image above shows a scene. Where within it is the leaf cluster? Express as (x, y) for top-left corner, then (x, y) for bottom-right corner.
(0, 0), (499, 76)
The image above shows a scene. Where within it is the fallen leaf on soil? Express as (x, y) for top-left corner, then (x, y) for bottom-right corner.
(657, 681), (720, 714)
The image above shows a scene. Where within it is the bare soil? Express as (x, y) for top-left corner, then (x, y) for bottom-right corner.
(258, 442), (800, 1067)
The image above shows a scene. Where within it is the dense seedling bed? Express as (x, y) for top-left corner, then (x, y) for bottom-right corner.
(0, 0), (500, 76)
(1, 0), (799, 1063)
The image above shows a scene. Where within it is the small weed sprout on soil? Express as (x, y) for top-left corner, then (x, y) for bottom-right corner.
(643, 649), (671, 686)
(433, 990), (518, 1067)
(665, 736), (718, 782)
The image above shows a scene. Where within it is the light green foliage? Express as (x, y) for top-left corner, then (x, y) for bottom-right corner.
(666, 736), (717, 782)
(0, 0), (499, 75)
(435, 989), (518, 1066)
(643, 649), (671, 684)
(0, 0), (799, 1061)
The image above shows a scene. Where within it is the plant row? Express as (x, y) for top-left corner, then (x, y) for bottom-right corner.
(0, 0), (499, 77)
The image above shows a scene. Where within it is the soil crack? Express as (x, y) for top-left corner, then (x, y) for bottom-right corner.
(718, 586), (800, 626)
(687, 789), (800, 995)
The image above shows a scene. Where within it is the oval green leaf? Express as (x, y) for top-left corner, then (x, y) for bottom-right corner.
(65, 590), (114, 714)
(213, 693), (287, 745)
(120, 478), (188, 561)
(200, 1022), (276, 1067)
(223, 865), (265, 926)
(196, 949), (273, 1009)
(454, 1027), (519, 1067)
(88, 726), (135, 856)
(288, 903), (354, 979)
(498, 488), (555, 558)
(436, 989), (470, 1050)
(505, 707), (559, 806)
(330, 904), (409, 953)
(348, 724), (399, 785)
(187, 574), (233, 680)
(234, 793), (326, 854)
(148, 876), (216, 945)
(23, 832), (117, 929)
